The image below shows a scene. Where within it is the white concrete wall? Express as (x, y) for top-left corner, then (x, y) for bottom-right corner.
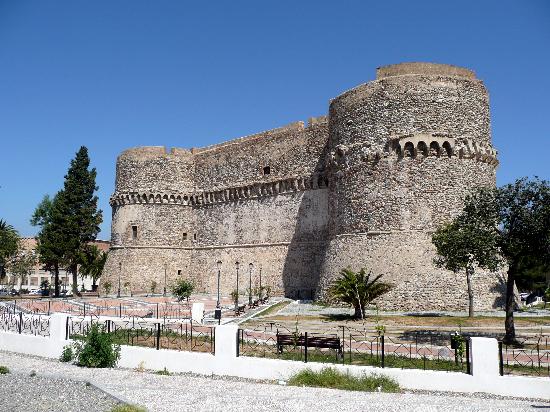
(1, 316), (550, 400)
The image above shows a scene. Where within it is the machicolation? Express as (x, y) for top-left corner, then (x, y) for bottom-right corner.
(103, 62), (506, 311)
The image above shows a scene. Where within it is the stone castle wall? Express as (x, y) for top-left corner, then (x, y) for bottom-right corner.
(102, 62), (506, 310)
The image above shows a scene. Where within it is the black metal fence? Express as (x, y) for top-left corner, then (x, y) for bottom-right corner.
(5, 299), (191, 320)
(499, 335), (550, 377)
(238, 323), (470, 373)
(0, 306), (50, 337)
(66, 316), (214, 354)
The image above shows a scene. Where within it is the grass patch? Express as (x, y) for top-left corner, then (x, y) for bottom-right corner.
(155, 367), (171, 376)
(110, 404), (147, 412)
(0, 366), (9, 374)
(252, 300), (291, 318)
(287, 367), (400, 392)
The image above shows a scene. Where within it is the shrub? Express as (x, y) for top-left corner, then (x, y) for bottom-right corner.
(172, 279), (194, 302)
(287, 367), (400, 393)
(155, 367), (171, 376)
(150, 280), (157, 295)
(230, 289), (239, 307)
(60, 345), (74, 362)
(103, 281), (112, 295)
(0, 366), (9, 374)
(75, 324), (120, 368)
(110, 405), (147, 412)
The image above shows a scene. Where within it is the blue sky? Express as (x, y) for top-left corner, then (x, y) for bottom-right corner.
(0, 1), (549, 238)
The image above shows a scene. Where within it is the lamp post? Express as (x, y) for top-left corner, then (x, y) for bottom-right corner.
(259, 265), (262, 296)
(163, 263), (167, 296)
(248, 263), (253, 306)
(235, 261), (240, 311)
(216, 260), (222, 308)
(117, 262), (121, 298)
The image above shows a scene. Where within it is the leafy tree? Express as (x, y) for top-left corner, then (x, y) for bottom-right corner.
(172, 279), (194, 302)
(0, 219), (19, 279)
(329, 268), (393, 319)
(31, 194), (65, 297)
(31, 147), (102, 297)
(8, 251), (36, 292)
(443, 179), (550, 342)
(78, 245), (107, 292)
(432, 216), (501, 318)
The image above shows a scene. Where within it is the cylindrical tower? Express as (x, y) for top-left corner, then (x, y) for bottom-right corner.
(319, 62), (504, 310)
(102, 146), (197, 294)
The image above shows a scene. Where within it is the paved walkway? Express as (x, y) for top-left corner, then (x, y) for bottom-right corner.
(0, 351), (548, 412)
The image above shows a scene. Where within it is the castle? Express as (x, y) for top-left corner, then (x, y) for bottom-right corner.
(103, 62), (505, 310)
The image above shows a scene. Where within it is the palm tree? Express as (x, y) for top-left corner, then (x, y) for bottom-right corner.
(329, 268), (393, 319)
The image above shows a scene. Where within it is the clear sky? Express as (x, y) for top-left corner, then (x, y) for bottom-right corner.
(0, 0), (549, 238)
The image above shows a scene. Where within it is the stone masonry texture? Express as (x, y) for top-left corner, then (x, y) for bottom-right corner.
(103, 62), (506, 310)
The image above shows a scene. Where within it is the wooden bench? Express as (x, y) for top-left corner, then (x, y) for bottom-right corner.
(234, 304), (246, 316)
(249, 299), (260, 309)
(276, 332), (343, 359)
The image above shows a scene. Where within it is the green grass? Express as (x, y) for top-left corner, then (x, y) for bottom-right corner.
(110, 405), (147, 412)
(287, 367), (400, 392)
(155, 367), (171, 376)
(251, 300), (291, 318)
(0, 366), (10, 374)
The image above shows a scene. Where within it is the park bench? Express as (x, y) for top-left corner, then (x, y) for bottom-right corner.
(276, 332), (343, 359)
(249, 299), (260, 309)
(234, 304), (246, 316)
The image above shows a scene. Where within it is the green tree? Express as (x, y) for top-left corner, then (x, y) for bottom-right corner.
(444, 179), (550, 342)
(78, 245), (107, 292)
(329, 268), (393, 319)
(31, 147), (103, 297)
(432, 217), (501, 318)
(8, 251), (36, 292)
(31, 194), (65, 297)
(172, 279), (194, 302)
(0, 219), (19, 279)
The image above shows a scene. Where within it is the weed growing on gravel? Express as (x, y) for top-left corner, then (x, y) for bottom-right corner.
(0, 366), (9, 374)
(60, 345), (74, 362)
(75, 324), (121, 368)
(287, 367), (400, 393)
(110, 405), (147, 412)
(155, 367), (171, 376)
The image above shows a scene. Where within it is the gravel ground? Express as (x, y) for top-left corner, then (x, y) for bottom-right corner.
(0, 351), (549, 412)
(0, 372), (118, 412)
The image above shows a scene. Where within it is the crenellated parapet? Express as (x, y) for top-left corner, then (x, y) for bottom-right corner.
(110, 173), (330, 207)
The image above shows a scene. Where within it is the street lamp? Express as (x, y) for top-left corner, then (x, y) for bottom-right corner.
(117, 262), (121, 298)
(248, 263), (253, 306)
(163, 263), (167, 296)
(235, 261), (240, 311)
(216, 260), (222, 308)
(259, 265), (262, 296)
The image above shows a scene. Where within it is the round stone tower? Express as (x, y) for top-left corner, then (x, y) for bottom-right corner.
(102, 146), (197, 293)
(319, 62), (503, 310)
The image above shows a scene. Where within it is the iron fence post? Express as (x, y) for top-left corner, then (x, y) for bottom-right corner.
(381, 335), (385, 368)
(65, 316), (69, 340)
(304, 332), (308, 363)
(48, 301), (51, 316)
(18, 312), (22, 334)
(498, 341), (504, 376)
(341, 326), (345, 365)
(156, 323), (161, 350)
(156, 303), (159, 319)
(466, 338), (471, 374)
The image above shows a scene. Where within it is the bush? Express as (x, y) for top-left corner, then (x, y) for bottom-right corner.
(155, 367), (171, 376)
(110, 405), (147, 412)
(75, 324), (120, 368)
(172, 279), (194, 302)
(287, 367), (400, 393)
(0, 366), (9, 374)
(60, 345), (74, 362)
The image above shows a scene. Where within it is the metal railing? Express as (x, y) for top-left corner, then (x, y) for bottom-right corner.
(66, 316), (214, 354)
(0, 306), (50, 337)
(238, 323), (470, 373)
(499, 335), (550, 377)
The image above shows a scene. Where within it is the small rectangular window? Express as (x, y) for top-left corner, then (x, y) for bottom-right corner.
(132, 225), (138, 240)
(193, 233), (197, 241)
(263, 166), (270, 175)
(177, 270), (182, 277)
(182, 232), (188, 240)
